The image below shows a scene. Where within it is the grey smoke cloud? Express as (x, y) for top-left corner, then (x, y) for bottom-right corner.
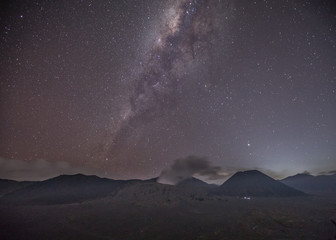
(319, 170), (336, 175)
(157, 155), (226, 185)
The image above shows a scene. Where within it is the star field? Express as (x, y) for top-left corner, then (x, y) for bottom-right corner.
(0, 0), (335, 181)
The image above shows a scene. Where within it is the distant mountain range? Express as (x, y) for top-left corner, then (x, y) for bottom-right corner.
(281, 173), (336, 196)
(0, 174), (126, 205)
(0, 170), (335, 205)
(0, 179), (35, 197)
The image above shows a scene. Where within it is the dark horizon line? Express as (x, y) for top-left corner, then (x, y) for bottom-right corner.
(1, 169), (335, 184)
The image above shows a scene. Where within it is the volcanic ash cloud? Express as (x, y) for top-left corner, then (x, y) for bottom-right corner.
(158, 155), (226, 185)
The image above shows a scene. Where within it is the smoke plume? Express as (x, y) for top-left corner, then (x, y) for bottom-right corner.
(157, 155), (225, 185)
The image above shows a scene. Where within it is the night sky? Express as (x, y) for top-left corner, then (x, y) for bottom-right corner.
(1, 0), (335, 182)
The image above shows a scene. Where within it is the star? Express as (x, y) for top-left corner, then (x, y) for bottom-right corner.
(0, 0), (335, 180)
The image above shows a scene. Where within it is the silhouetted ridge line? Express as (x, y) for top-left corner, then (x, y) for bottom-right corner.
(281, 173), (336, 196)
(215, 170), (305, 197)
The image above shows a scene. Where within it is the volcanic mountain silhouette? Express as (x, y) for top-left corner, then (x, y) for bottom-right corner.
(0, 174), (125, 205)
(281, 173), (336, 196)
(0, 171), (309, 205)
(0, 179), (35, 197)
(216, 170), (305, 197)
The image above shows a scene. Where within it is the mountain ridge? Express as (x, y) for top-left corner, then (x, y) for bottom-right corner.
(3, 170), (332, 205)
(216, 170), (305, 197)
(281, 173), (336, 196)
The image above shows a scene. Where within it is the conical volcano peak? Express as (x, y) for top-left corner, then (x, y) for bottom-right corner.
(217, 170), (305, 197)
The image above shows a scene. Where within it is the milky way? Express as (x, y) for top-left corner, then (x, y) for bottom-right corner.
(104, 0), (221, 161)
(0, 0), (335, 181)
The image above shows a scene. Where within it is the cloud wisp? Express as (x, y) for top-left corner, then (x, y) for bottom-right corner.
(0, 157), (94, 181)
(157, 155), (226, 185)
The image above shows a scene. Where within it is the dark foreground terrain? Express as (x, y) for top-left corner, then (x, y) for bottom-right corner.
(1, 195), (335, 240)
(1, 172), (335, 239)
